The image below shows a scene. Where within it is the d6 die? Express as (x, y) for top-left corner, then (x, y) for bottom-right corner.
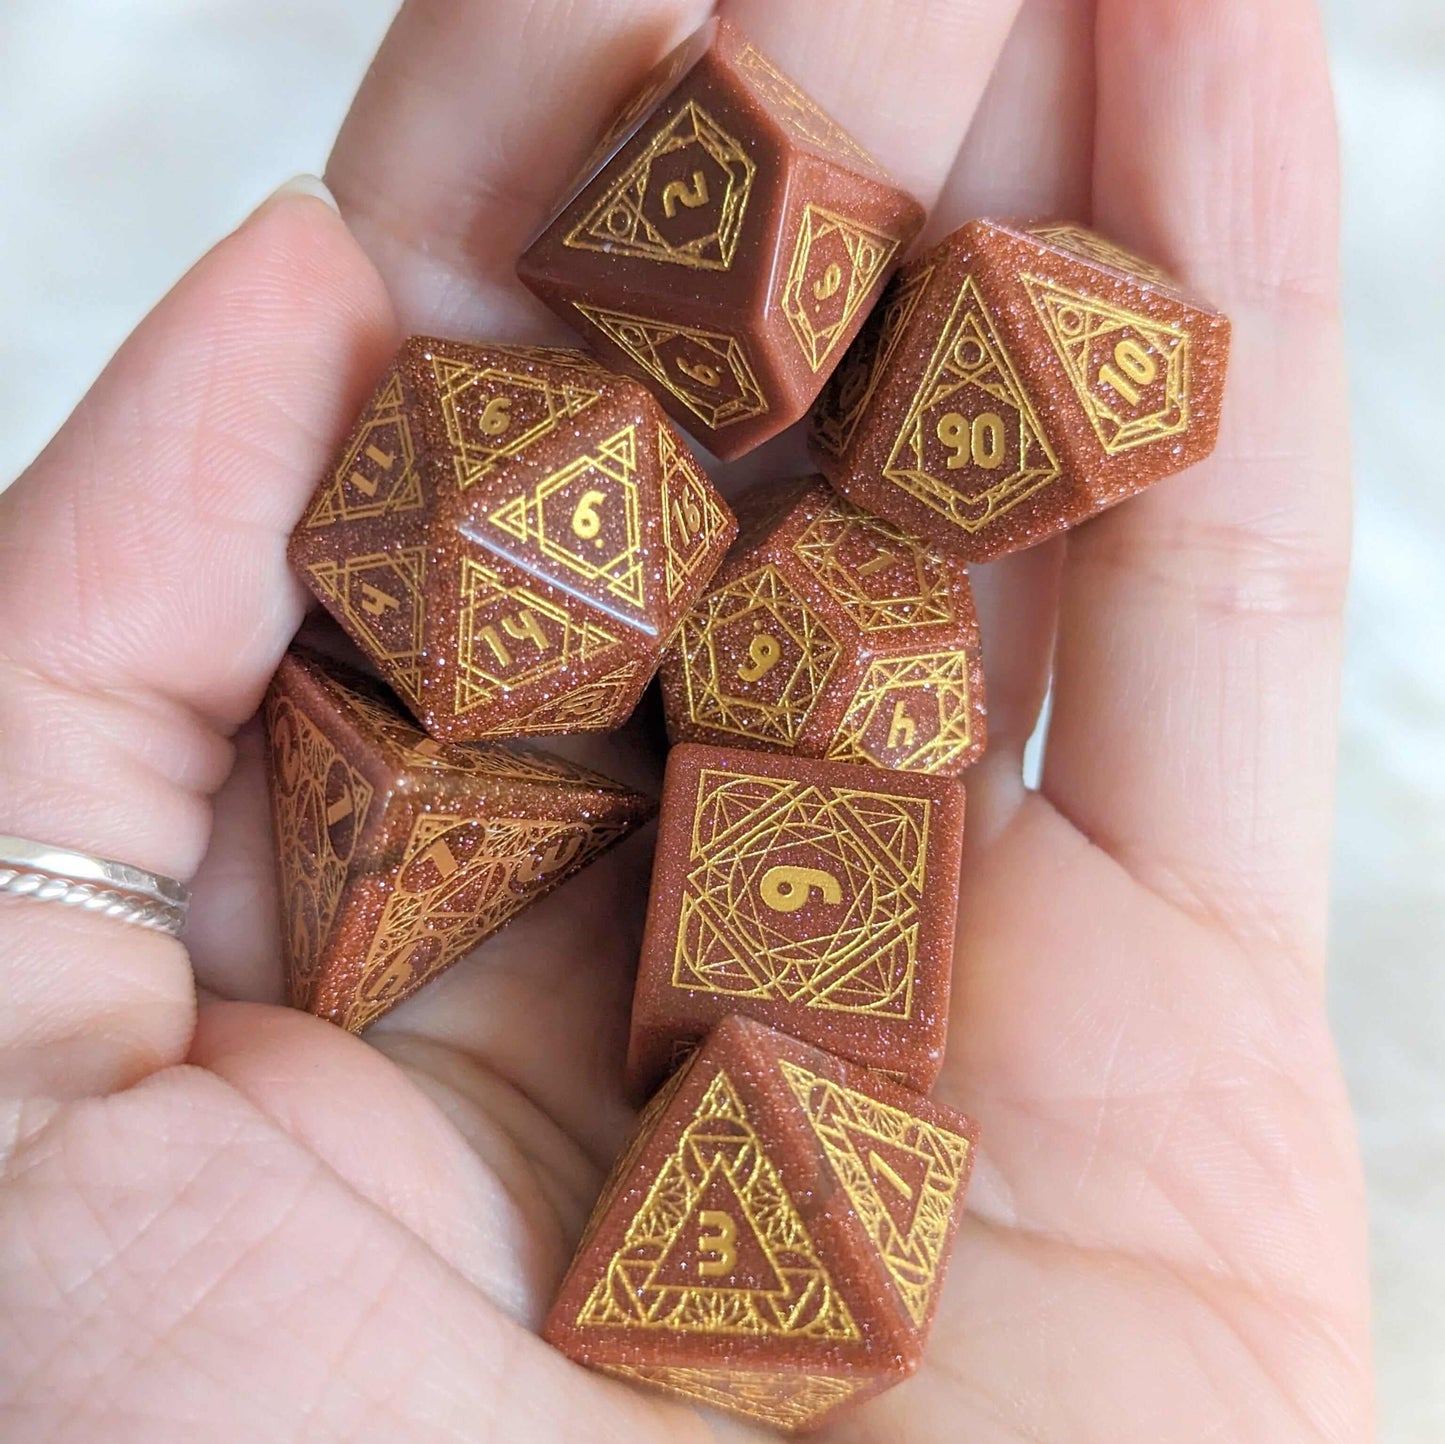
(659, 475), (986, 775)
(812, 219), (1231, 560)
(518, 19), (924, 459)
(264, 645), (655, 1031)
(628, 744), (965, 1096)
(547, 1015), (979, 1434)
(289, 338), (736, 740)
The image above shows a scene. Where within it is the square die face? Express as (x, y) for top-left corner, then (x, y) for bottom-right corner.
(631, 746), (964, 1094)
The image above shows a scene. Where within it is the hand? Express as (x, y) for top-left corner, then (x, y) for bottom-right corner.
(0, 1), (1371, 1440)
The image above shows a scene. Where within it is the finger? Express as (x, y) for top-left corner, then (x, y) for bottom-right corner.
(1041, 0), (1349, 957)
(0, 185), (395, 1098)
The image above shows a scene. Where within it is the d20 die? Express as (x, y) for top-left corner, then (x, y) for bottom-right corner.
(517, 18), (924, 460)
(811, 219), (1231, 561)
(263, 644), (655, 1032)
(659, 475), (987, 775)
(628, 744), (965, 1097)
(289, 338), (736, 740)
(546, 1014), (979, 1434)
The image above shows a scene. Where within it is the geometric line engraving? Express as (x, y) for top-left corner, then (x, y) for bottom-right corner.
(883, 275), (1062, 535)
(507, 659), (649, 737)
(1028, 223), (1179, 291)
(781, 204), (900, 372)
(734, 43), (879, 170)
(1023, 275), (1192, 455)
(673, 770), (929, 1017)
(564, 100), (757, 272)
(598, 1364), (866, 1431)
(574, 303), (770, 432)
(780, 1060), (970, 1326)
(576, 1070), (860, 1340)
(828, 651), (977, 774)
(303, 372), (422, 528)
(657, 424), (732, 604)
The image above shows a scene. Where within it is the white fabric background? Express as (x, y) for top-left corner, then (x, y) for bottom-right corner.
(0, 2), (1439, 1438)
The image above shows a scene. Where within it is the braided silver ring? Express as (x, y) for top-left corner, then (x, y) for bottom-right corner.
(0, 835), (188, 936)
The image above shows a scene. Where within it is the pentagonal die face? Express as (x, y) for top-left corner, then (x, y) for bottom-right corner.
(517, 19), (924, 459)
(289, 338), (736, 741)
(811, 219), (1231, 561)
(659, 477), (987, 775)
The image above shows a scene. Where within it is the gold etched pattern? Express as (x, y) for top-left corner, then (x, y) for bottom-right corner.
(829, 652), (977, 774)
(486, 426), (648, 624)
(304, 373), (421, 529)
(813, 264), (935, 458)
(265, 692), (374, 1010)
(600, 1364), (864, 1430)
(306, 549), (427, 713)
(1023, 276), (1191, 454)
(674, 770), (929, 1015)
(657, 425), (732, 605)
(455, 560), (622, 717)
(345, 811), (632, 1031)
(884, 275), (1062, 534)
(574, 304), (769, 431)
(507, 660), (648, 736)
(734, 43), (879, 169)
(564, 100), (756, 270)
(678, 565), (841, 745)
(577, 1070), (859, 1340)
(781, 1061), (971, 1326)
(431, 355), (602, 491)
(792, 492), (953, 633)
(781, 205), (900, 371)
(1029, 223), (1178, 290)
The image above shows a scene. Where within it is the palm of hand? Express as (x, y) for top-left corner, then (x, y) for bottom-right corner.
(0, 3), (1370, 1441)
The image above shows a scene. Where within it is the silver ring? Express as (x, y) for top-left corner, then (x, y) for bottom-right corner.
(0, 834), (189, 937)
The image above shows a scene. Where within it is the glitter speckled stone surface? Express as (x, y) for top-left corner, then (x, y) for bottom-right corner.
(628, 744), (965, 1096)
(288, 338), (736, 741)
(263, 646), (656, 1032)
(659, 475), (987, 774)
(811, 219), (1232, 560)
(517, 18), (924, 460)
(546, 1014), (978, 1434)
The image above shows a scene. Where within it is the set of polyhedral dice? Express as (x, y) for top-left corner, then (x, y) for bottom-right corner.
(263, 18), (1229, 1434)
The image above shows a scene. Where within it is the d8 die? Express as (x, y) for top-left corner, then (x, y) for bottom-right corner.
(659, 475), (986, 775)
(517, 19), (924, 460)
(547, 1015), (979, 1434)
(289, 338), (736, 740)
(264, 645), (655, 1031)
(811, 219), (1231, 560)
(628, 744), (965, 1097)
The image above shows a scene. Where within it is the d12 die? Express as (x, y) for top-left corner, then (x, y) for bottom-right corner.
(628, 744), (965, 1097)
(263, 645), (655, 1032)
(517, 19), (924, 460)
(289, 338), (736, 741)
(812, 219), (1231, 561)
(546, 1015), (979, 1434)
(659, 475), (987, 775)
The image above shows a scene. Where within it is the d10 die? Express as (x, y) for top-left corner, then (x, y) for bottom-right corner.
(659, 475), (987, 775)
(517, 19), (924, 460)
(289, 338), (735, 740)
(628, 744), (965, 1097)
(546, 1015), (979, 1434)
(263, 645), (655, 1032)
(811, 219), (1231, 561)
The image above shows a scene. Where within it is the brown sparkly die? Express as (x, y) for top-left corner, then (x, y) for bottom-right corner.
(811, 219), (1231, 560)
(288, 338), (736, 741)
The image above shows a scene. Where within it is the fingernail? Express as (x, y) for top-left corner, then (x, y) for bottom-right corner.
(264, 173), (340, 215)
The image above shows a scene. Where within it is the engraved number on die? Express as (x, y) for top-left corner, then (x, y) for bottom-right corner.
(570, 489), (608, 548)
(661, 171), (710, 218)
(477, 609), (549, 667)
(697, 1210), (737, 1278)
(478, 396), (513, 436)
(937, 411), (1006, 471)
(736, 633), (781, 682)
(759, 864), (844, 913)
(1098, 338), (1158, 407)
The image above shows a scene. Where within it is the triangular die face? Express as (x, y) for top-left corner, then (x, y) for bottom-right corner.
(781, 204), (901, 372)
(600, 1364), (867, 1432)
(430, 355), (603, 491)
(563, 99), (757, 271)
(502, 659), (647, 737)
(337, 811), (635, 1031)
(303, 372), (423, 530)
(264, 691), (375, 1011)
(1023, 275), (1191, 455)
(883, 275), (1062, 535)
(480, 425), (651, 628)
(781, 1060), (971, 1327)
(576, 1070), (859, 1341)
